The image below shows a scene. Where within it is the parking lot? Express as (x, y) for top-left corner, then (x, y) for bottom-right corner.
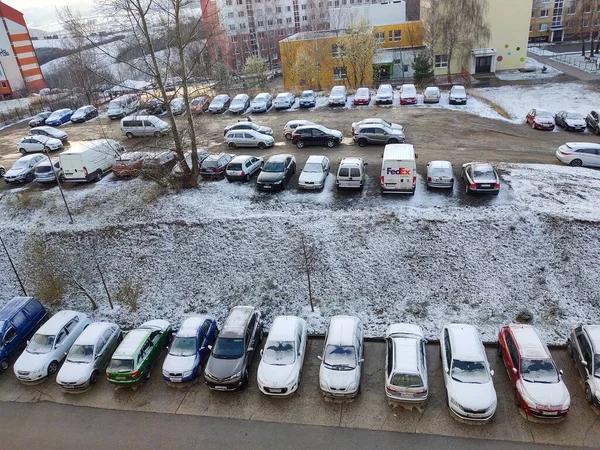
(0, 338), (598, 447)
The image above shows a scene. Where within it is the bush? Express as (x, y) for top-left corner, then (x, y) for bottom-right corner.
(115, 279), (142, 311)
(22, 236), (64, 306)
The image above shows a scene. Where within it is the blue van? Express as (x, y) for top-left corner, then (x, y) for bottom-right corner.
(0, 297), (47, 371)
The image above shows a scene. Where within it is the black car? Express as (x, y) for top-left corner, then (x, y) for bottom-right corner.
(554, 110), (586, 132)
(71, 105), (99, 123)
(291, 124), (343, 149)
(28, 112), (52, 127)
(586, 110), (600, 135)
(256, 154), (296, 191)
(141, 151), (178, 179)
(199, 153), (234, 180)
(461, 162), (500, 195)
(145, 98), (166, 115)
(208, 94), (231, 114)
(204, 306), (263, 391)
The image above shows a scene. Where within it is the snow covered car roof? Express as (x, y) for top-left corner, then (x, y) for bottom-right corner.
(583, 325), (600, 352)
(446, 324), (485, 362)
(327, 316), (361, 346)
(268, 316), (303, 342)
(37, 310), (85, 335)
(508, 324), (550, 359)
(221, 306), (256, 337)
(386, 323), (424, 339)
(177, 316), (214, 338)
(391, 336), (420, 374)
(74, 322), (117, 346)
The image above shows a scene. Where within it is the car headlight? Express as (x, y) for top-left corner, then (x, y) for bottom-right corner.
(320, 379), (328, 390)
(517, 385), (537, 409)
(348, 382), (357, 391)
(182, 370), (193, 378)
(204, 369), (215, 379)
(450, 397), (462, 409)
(224, 371), (241, 381)
(274, 180), (283, 184)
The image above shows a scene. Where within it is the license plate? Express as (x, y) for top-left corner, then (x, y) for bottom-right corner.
(229, 171), (242, 176)
(170, 377), (182, 382)
(213, 385), (228, 390)
(269, 388), (282, 393)
(263, 185), (271, 189)
(436, 178), (443, 182)
(480, 184), (490, 188)
(115, 376), (126, 380)
(542, 411), (558, 416)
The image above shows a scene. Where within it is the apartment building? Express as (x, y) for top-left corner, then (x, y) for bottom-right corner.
(529, 0), (565, 43)
(0, 1), (46, 97)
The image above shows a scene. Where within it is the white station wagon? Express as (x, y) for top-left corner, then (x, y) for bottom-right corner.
(56, 321), (122, 392)
(257, 315), (308, 396)
(318, 315), (364, 398)
(14, 310), (90, 383)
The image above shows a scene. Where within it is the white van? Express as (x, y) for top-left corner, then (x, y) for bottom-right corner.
(336, 157), (366, 189)
(380, 143), (417, 194)
(121, 115), (171, 138)
(59, 139), (124, 182)
(107, 94), (139, 120)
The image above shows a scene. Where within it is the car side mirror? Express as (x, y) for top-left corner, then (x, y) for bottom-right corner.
(381, 153), (384, 158)
(247, 347), (254, 352)
(445, 367), (449, 374)
(96, 353), (103, 359)
(260, 349), (264, 356)
(207, 345), (212, 350)
(581, 359), (588, 367)
(559, 369), (564, 376)
(359, 358), (365, 363)
(363, 162), (368, 166)
(512, 367), (518, 374)
(415, 153), (418, 159)
(317, 355), (323, 361)
(490, 369), (495, 377)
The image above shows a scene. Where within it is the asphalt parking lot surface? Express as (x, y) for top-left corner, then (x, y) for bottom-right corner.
(1, 102), (597, 195)
(0, 339), (598, 448)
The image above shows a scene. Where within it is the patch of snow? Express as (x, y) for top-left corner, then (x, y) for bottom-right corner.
(497, 57), (562, 81)
(528, 46), (555, 57)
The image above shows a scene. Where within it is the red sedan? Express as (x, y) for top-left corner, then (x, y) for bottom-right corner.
(526, 108), (555, 130)
(353, 87), (371, 106)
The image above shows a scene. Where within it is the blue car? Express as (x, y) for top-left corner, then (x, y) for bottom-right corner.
(45, 108), (73, 126)
(162, 315), (218, 382)
(0, 297), (47, 371)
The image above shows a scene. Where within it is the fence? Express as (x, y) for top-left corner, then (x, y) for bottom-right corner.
(551, 53), (600, 74)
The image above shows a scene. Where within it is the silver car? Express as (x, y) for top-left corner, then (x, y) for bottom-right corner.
(229, 94), (250, 114)
(223, 121), (273, 136)
(568, 325), (600, 406)
(274, 92), (295, 109)
(351, 118), (404, 135)
(250, 93), (273, 113)
(353, 124), (405, 146)
(426, 160), (454, 189)
(225, 129), (275, 149)
(34, 158), (63, 183)
(4, 154), (45, 183)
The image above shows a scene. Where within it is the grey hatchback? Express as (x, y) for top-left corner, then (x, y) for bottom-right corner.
(204, 306), (263, 391)
(353, 124), (405, 146)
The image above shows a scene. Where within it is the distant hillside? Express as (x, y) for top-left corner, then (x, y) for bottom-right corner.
(28, 28), (49, 39)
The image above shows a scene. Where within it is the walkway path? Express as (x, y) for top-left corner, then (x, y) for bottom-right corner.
(528, 52), (600, 83)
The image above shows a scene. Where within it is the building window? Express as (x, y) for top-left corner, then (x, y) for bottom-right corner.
(334, 0), (339, 5)
(541, 0), (550, 2)
(302, 15), (308, 20)
(227, 12), (234, 18)
(539, 23), (548, 31)
(582, 19), (589, 27)
(434, 54), (448, 68)
(302, 3), (307, 8)
(333, 66), (347, 80)
(388, 30), (393, 41)
(394, 30), (401, 41)
(236, 0), (243, 4)
(277, 18), (283, 24)
(240, 23), (247, 29)
(258, 31), (265, 38)
(226, 0), (232, 4)
(567, 5), (575, 14)
(403, 64), (409, 73)
(584, 4), (591, 13)
(375, 31), (384, 43)
(332, 44), (346, 57)
(566, 20), (572, 28)
(276, 6), (281, 12)
(268, 18), (274, 25)
(287, 5), (291, 11)
(238, 10), (245, 17)
(540, 9), (549, 17)
(257, 20), (264, 26)
(231, 36), (237, 43)
(287, 17), (292, 23)
(269, 30), (275, 36)
(229, 24), (236, 30)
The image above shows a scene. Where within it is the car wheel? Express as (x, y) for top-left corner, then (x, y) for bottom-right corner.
(285, 133), (292, 140)
(569, 159), (583, 167)
(58, 174), (65, 183)
(94, 170), (102, 182)
(258, 142), (266, 150)
(19, 148), (26, 155)
(388, 138), (399, 144)
(26, 173), (35, 183)
(143, 367), (151, 380)
(0, 358), (8, 371)
(326, 139), (335, 148)
(567, 340), (573, 357)
(126, 132), (134, 139)
(296, 140), (305, 149)
(90, 370), (99, 385)
(153, 131), (161, 138)
(47, 360), (59, 376)
(465, 184), (471, 194)
(245, 173), (251, 182)
(585, 384), (593, 404)
(357, 138), (367, 147)
(228, 142), (237, 149)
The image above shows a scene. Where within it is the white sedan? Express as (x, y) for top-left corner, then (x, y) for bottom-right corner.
(16, 135), (63, 154)
(30, 125), (68, 141)
(56, 322), (121, 392)
(257, 316), (307, 396)
(440, 324), (497, 422)
(298, 155), (330, 190)
(14, 310), (90, 383)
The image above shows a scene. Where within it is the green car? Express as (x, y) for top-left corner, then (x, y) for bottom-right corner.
(106, 319), (172, 386)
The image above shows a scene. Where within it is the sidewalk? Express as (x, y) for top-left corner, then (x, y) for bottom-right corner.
(528, 51), (600, 82)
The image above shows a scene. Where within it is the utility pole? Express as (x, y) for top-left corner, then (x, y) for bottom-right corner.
(0, 234), (27, 296)
(44, 149), (74, 224)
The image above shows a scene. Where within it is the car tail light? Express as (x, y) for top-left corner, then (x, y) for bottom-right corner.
(386, 385), (398, 393)
(470, 183), (476, 189)
(351, 127), (355, 133)
(240, 170), (245, 176)
(412, 176), (416, 188)
(380, 176), (385, 186)
(131, 370), (139, 378)
(560, 150), (572, 155)
(427, 176), (432, 182)
(450, 178), (454, 182)
(83, 166), (88, 177)
(494, 183), (500, 189)
(415, 389), (428, 395)
(106, 370), (110, 377)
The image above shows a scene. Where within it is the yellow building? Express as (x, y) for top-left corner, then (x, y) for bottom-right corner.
(422, 0), (532, 76)
(279, 21), (423, 91)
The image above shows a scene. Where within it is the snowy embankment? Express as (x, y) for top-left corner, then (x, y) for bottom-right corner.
(0, 164), (599, 344)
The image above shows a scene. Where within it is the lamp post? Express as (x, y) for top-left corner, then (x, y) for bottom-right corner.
(44, 148), (73, 224)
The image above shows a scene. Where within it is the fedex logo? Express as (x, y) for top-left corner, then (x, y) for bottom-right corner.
(386, 167), (411, 175)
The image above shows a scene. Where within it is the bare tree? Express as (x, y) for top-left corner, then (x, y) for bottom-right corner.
(297, 230), (318, 312)
(338, 18), (380, 89)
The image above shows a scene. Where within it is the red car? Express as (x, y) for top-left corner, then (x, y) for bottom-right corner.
(498, 324), (570, 420)
(399, 84), (418, 105)
(526, 109), (555, 130)
(112, 152), (150, 178)
(353, 87), (371, 106)
(190, 96), (211, 114)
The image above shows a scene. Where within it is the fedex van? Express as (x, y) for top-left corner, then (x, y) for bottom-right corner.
(59, 139), (124, 182)
(380, 144), (417, 194)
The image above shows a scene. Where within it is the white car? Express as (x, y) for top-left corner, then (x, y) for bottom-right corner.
(556, 142), (600, 168)
(449, 85), (467, 105)
(423, 86), (441, 104)
(250, 92), (273, 112)
(226, 155), (264, 182)
(426, 160), (454, 189)
(283, 119), (314, 140)
(318, 315), (364, 398)
(385, 324), (428, 404)
(440, 324), (497, 422)
(328, 85), (347, 106)
(375, 84), (394, 104)
(351, 118), (404, 135)
(16, 135), (63, 154)
(14, 310), (91, 383)
(56, 322), (122, 392)
(30, 126), (68, 142)
(298, 155), (330, 190)
(34, 158), (63, 184)
(257, 316), (308, 396)
(274, 92), (296, 109)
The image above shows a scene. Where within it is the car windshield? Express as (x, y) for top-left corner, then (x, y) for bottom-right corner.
(425, 88), (438, 94)
(276, 94), (289, 100)
(108, 358), (134, 372)
(262, 340), (296, 365)
(27, 333), (55, 354)
(536, 110), (552, 118)
(594, 355), (600, 378)
(356, 89), (369, 96)
(520, 358), (559, 383)
(169, 336), (197, 357)
(212, 98), (225, 105)
(430, 167), (451, 176)
(202, 158), (219, 168)
(263, 161), (285, 172)
(452, 87), (466, 94)
(301, 92), (313, 98)
(228, 163), (243, 171)
(48, 112), (62, 119)
(12, 160), (29, 170)
(450, 360), (490, 383)
(379, 86), (392, 93)
(566, 112), (583, 119)
(473, 168), (495, 179)
(403, 87), (416, 96)
(323, 345), (357, 370)
(212, 337), (244, 359)
(67, 344), (94, 363)
(232, 98), (245, 105)
(191, 98), (203, 105)
(303, 163), (323, 173)
(331, 87), (344, 95)
(390, 372), (424, 388)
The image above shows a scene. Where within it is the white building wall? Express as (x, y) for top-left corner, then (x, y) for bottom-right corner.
(329, 1), (406, 28)
(0, 24), (23, 90)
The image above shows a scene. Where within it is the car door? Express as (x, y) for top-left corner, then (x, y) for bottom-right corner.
(54, 326), (69, 361)
(575, 331), (593, 379)
(243, 132), (256, 147)
(504, 331), (520, 386)
(311, 128), (325, 145)
(2, 323), (19, 359)
(285, 157), (293, 180)
(93, 336), (108, 370)
(200, 319), (213, 362)
(99, 328), (117, 368)
(322, 158), (330, 182)
(527, 110), (535, 124)
(245, 314), (258, 366)
(385, 337), (393, 384)
(588, 148), (600, 167)
(441, 329), (452, 387)
(374, 127), (389, 144)
(245, 158), (256, 175)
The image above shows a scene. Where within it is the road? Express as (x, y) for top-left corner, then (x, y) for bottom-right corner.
(0, 401), (582, 450)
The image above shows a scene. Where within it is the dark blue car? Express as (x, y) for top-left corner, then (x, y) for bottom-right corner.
(45, 108), (73, 127)
(0, 297), (47, 371)
(161, 315), (218, 382)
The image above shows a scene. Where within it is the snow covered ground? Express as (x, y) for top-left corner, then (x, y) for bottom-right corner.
(496, 57), (563, 81)
(0, 163), (599, 345)
(528, 46), (555, 57)
(473, 82), (600, 124)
